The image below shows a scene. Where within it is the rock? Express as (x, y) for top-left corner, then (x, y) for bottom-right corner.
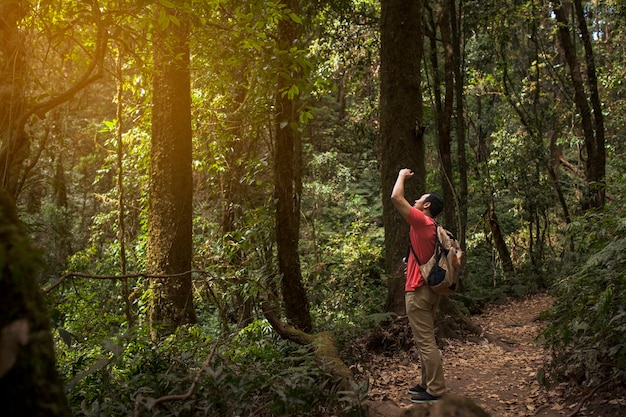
(363, 395), (490, 417)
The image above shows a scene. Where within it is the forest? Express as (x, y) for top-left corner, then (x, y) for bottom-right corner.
(0, 0), (624, 416)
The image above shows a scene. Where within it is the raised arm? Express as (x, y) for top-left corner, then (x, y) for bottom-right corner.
(391, 168), (414, 221)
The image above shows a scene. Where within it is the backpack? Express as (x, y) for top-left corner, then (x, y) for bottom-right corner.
(408, 222), (464, 295)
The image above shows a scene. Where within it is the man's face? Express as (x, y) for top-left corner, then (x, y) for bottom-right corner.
(413, 194), (430, 211)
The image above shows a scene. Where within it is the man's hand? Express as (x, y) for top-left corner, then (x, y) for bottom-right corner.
(399, 168), (414, 179)
(391, 168), (414, 220)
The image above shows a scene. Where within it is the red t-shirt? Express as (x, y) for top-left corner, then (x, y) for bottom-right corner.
(405, 207), (437, 291)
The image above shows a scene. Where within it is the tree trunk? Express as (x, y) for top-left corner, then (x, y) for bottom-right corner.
(380, 0), (425, 315)
(553, 0), (605, 210)
(549, 130), (572, 225)
(148, 0), (197, 337)
(486, 205), (515, 274)
(115, 54), (133, 327)
(450, 0), (468, 246)
(432, 2), (457, 235)
(273, 0), (312, 332)
(573, 0), (605, 210)
(0, 191), (72, 417)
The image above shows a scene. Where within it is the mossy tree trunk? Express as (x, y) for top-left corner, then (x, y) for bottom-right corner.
(552, 0), (605, 210)
(0, 191), (72, 416)
(273, 0), (312, 332)
(148, 0), (197, 337)
(380, 0), (425, 315)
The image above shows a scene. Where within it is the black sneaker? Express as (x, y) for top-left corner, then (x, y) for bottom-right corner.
(410, 391), (440, 403)
(408, 384), (427, 394)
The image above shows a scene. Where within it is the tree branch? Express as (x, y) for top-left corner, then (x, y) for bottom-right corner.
(43, 270), (217, 294)
(567, 379), (611, 417)
(19, 3), (109, 126)
(134, 343), (219, 417)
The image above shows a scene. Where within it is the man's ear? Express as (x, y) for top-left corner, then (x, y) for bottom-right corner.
(424, 201), (431, 209)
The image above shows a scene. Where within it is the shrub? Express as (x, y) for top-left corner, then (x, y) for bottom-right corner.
(542, 237), (626, 385)
(541, 197), (626, 387)
(61, 322), (337, 416)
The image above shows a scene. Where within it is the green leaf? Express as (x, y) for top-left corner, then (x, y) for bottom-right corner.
(58, 328), (76, 347)
(158, 9), (170, 29)
(289, 13), (302, 24)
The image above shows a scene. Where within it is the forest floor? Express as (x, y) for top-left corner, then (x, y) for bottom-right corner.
(349, 293), (625, 417)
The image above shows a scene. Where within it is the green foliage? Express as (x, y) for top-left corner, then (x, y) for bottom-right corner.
(20, 202), (73, 281)
(58, 322), (336, 417)
(307, 219), (384, 311)
(299, 143), (386, 343)
(543, 237), (626, 384)
(541, 167), (626, 385)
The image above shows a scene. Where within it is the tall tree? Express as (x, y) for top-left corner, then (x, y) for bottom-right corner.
(273, 0), (312, 332)
(449, 0), (468, 246)
(380, 0), (425, 314)
(148, 0), (197, 337)
(552, 0), (605, 210)
(425, 0), (457, 235)
(0, 191), (71, 417)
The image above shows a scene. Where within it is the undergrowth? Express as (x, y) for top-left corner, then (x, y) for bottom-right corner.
(541, 168), (626, 388)
(58, 321), (340, 417)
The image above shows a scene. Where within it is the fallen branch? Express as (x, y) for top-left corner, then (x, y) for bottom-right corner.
(567, 380), (611, 417)
(261, 301), (354, 391)
(484, 333), (517, 352)
(133, 343), (219, 417)
(44, 270), (218, 294)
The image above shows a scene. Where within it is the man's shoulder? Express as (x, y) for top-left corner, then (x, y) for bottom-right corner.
(408, 207), (435, 227)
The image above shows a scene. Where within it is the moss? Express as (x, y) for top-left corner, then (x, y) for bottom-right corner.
(0, 190), (72, 417)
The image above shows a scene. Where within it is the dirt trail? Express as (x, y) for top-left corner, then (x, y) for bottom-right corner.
(357, 294), (572, 416)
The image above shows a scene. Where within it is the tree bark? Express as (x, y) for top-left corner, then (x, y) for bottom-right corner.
(433, 1), (457, 236)
(380, 0), (425, 315)
(148, 0), (197, 337)
(552, 0), (605, 210)
(450, 0), (468, 246)
(573, 0), (605, 210)
(0, 191), (72, 417)
(273, 0), (312, 332)
(486, 205), (515, 274)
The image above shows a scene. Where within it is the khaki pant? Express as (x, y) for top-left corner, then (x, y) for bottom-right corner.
(405, 286), (446, 396)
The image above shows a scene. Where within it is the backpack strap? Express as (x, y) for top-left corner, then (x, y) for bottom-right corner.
(407, 221), (438, 266)
(408, 240), (421, 265)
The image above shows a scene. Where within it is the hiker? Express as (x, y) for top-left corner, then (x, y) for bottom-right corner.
(390, 168), (445, 403)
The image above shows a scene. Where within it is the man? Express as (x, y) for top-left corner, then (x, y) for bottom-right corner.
(391, 168), (445, 403)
